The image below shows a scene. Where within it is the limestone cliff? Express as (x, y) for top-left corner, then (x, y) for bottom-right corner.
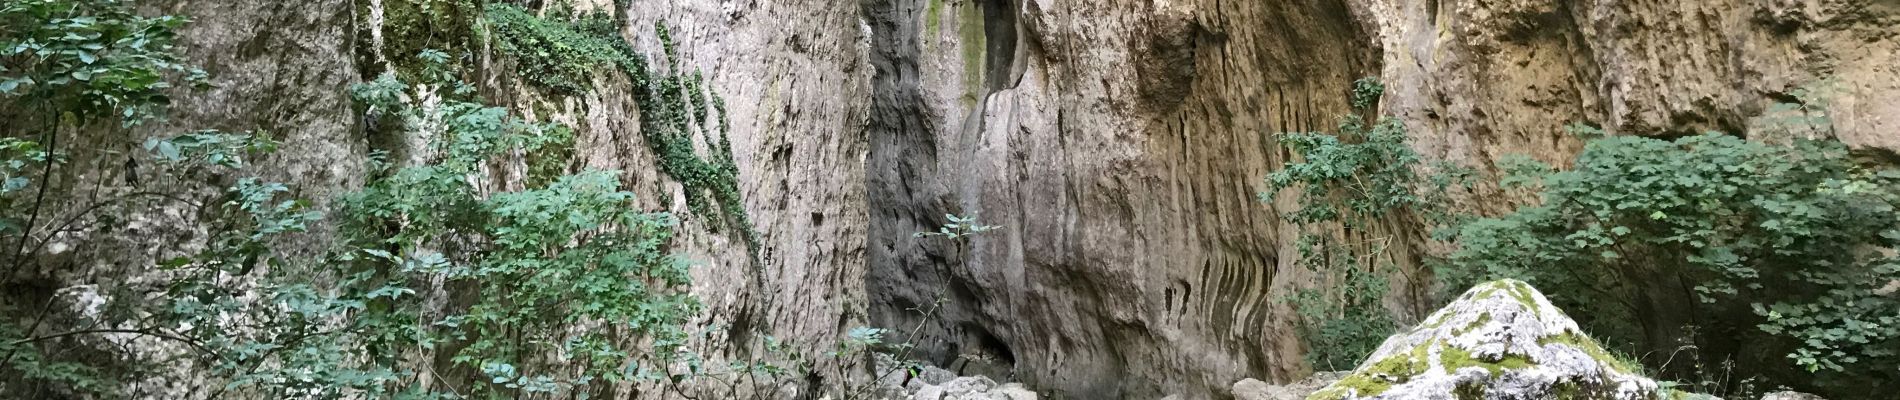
(7, 0), (872, 397)
(7, 0), (1899, 398)
(863, 0), (1900, 398)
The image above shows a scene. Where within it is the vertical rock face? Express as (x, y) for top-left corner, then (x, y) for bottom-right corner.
(15, 0), (1900, 398)
(864, 0), (1900, 398)
(21, 0), (364, 281)
(359, 0), (879, 390)
(1362, 0), (1900, 194)
(14, 0), (872, 396)
(864, 0), (1381, 398)
(603, 0), (876, 378)
(7, 2), (364, 397)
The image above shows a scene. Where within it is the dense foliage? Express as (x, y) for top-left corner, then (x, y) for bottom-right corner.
(1268, 77), (1898, 397)
(0, 1), (718, 397)
(331, 66), (700, 396)
(488, 4), (756, 256)
(1449, 133), (1900, 391)
(10, 1), (1895, 399)
(1, 2), (901, 398)
(0, 0), (204, 123)
(483, 4), (627, 94)
(2, 0), (214, 393)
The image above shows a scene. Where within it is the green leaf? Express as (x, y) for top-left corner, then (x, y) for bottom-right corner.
(157, 257), (193, 269)
(155, 141), (179, 160)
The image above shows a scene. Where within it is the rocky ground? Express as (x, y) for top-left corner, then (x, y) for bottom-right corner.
(861, 355), (1039, 400)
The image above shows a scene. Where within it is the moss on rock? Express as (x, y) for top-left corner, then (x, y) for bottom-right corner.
(1304, 280), (1666, 400)
(358, 0), (484, 82)
(1438, 344), (1533, 375)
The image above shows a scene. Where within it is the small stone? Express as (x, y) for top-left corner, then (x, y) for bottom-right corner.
(988, 383), (1039, 400)
(1761, 392), (1826, 400)
(916, 365), (958, 385)
(938, 376), (998, 396)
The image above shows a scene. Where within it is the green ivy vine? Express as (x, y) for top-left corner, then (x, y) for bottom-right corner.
(484, 4), (758, 259)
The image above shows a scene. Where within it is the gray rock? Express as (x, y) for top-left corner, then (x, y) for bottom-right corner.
(916, 365), (959, 385)
(1233, 379), (1277, 400)
(1307, 280), (1662, 400)
(911, 376), (1028, 400)
(938, 376), (998, 395)
(1761, 392), (1825, 400)
(912, 385), (947, 400)
(987, 383), (1039, 400)
(1234, 372), (1345, 400)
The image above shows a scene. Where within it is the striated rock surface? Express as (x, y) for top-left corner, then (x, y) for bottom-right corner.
(864, 0), (1378, 397)
(12, 0), (1900, 398)
(863, 0), (1900, 398)
(1306, 280), (1660, 400)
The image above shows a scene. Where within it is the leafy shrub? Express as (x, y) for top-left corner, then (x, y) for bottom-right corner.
(1451, 133), (1900, 390)
(0, 0), (207, 125)
(1283, 236), (1399, 370)
(100, 53), (704, 398)
(1349, 77), (1384, 111)
(1262, 78), (1462, 369)
(1265, 115), (1425, 226)
(484, 4), (630, 94)
(485, 5), (755, 254)
(2, 1), (215, 394)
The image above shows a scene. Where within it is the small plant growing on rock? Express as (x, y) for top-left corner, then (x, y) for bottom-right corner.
(1263, 77), (1465, 371)
(912, 213), (1002, 239)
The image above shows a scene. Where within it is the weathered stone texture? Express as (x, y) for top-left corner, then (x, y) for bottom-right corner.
(865, 0), (1900, 398)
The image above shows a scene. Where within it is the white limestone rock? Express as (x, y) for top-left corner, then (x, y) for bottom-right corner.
(1760, 392), (1824, 400)
(1306, 280), (1667, 400)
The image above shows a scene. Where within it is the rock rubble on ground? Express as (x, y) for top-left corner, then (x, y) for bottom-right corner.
(867, 355), (1038, 400)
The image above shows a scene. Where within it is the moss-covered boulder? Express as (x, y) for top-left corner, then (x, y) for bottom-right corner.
(1306, 280), (1663, 400)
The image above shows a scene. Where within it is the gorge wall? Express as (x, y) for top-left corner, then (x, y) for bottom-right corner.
(862, 0), (1900, 398)
(863, 0), (1378, 398)
(9, 0), (1899, 398)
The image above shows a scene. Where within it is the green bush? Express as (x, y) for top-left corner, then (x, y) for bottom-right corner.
(484, 5), (756, 256)
(2, 1), (774, 395)
(2, 1), (211, 394)
(99, 57), (702, 398)
(484, 3), (630, 94)
(1451, 133), (1900, 391)
(1262, 78), (1460, 369)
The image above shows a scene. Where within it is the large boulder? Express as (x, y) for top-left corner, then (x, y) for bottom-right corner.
(1306, 280), (1666, 400)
